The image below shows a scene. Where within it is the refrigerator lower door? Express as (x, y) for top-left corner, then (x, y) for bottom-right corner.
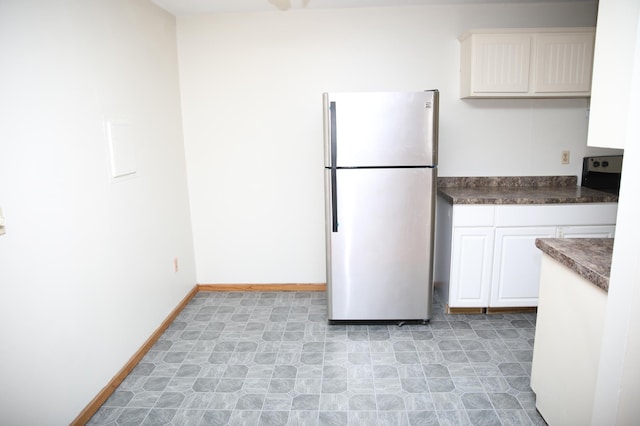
(325, 167), (435, 321)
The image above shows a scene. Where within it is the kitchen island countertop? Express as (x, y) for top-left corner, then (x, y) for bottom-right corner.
(535, 238), (613, 291)
(438, 176), (618, 205)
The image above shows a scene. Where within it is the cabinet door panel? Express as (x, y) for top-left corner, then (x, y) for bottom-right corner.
(534, 33), (595, 93)
(490, 227), (557, 307)
(471, 34), (532, 93)
(450, 227), (494, 307)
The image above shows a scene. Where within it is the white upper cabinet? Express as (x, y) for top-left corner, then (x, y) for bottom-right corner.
(459, 28), (595, 98)
(587, 0), (640, 149)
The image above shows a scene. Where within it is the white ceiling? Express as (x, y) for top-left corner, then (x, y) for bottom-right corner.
(151, 0), (588, 16)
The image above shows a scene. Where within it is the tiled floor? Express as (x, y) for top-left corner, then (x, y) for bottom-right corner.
(88, 291), (547, 425)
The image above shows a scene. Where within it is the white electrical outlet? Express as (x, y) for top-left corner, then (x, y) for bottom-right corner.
(173, 257), (179, 273)
(0, 207), (5, 235)
(561, 150), (570, 164)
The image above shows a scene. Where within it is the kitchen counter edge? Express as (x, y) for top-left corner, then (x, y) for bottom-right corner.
(534, 238), (613, 292)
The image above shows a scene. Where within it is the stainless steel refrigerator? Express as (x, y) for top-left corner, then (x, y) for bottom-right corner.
(323, 90), (438, 323)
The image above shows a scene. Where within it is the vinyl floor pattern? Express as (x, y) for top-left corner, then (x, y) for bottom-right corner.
(88, 291), (547, 425)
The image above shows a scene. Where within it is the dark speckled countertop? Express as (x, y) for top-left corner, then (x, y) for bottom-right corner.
(535, 238), (613, 291)
(438, 176), (618, 205)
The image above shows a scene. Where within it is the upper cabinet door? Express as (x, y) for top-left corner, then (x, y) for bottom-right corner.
(534, 33), (595, 93)
(470, 34), (532, 94)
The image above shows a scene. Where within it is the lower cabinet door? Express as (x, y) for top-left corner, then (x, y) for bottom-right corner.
(490, 226), (557, 307)
(450, 227), (494, 307)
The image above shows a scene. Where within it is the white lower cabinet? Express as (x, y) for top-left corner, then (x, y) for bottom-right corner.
(490, 227), (556, 307)
(450, 227), (494, 307)
(435, 199), (617, 309)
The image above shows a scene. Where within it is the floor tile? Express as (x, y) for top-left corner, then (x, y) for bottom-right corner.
(88, 291), (548, 425)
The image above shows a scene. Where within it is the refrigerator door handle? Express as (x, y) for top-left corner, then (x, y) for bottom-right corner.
(330, 101), (338, 232)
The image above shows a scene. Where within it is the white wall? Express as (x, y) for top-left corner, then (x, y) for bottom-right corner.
(177, 2), (619, 285)
(0, 0), (196, 423)
(591, 4), (640, 423)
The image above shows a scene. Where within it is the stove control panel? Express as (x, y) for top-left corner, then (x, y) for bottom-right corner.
(584, 155), (623, 173)
(582, 155), (623, 195)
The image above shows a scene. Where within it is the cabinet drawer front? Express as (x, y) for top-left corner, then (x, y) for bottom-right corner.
(495, 203), (617, 227)
(452, 205), (495, 227)
(559, 225), (615, 238)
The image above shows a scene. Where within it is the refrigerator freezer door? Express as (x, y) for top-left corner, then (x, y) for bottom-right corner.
(323, 91), (438, 168)
(325, 167), (435, 320)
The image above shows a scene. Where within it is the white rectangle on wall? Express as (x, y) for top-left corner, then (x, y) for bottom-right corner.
(106, 119), (137, 180)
